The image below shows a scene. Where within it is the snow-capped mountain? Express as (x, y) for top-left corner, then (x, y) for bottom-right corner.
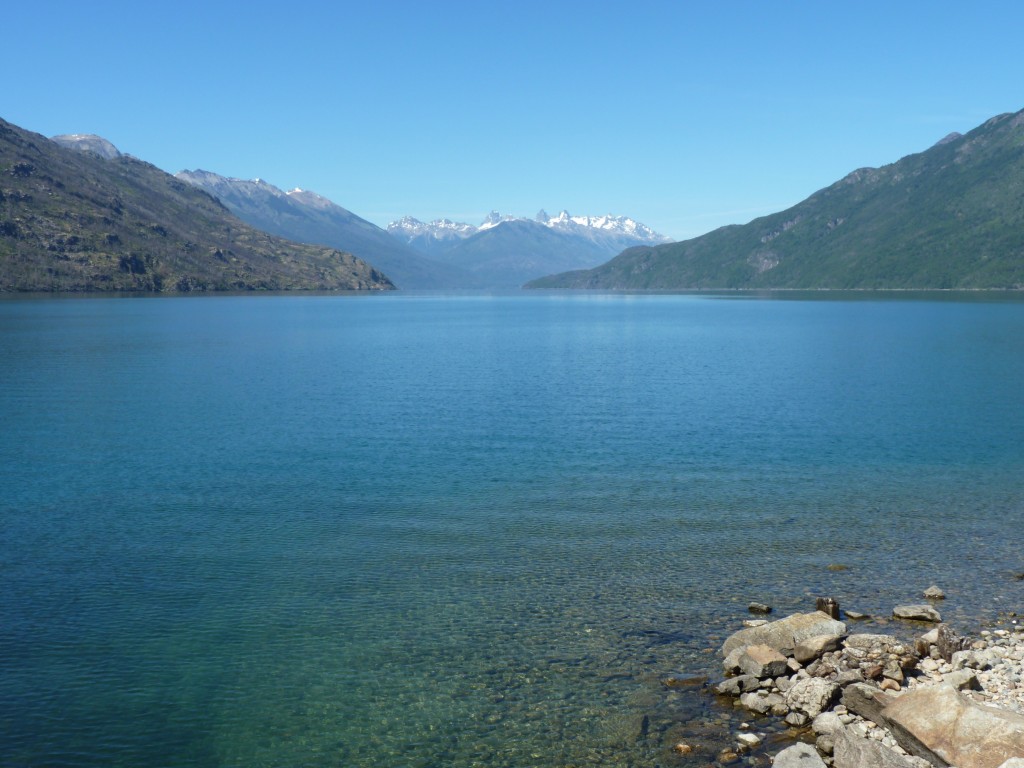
(535, 209), (667, 242)
(387, 210), (672, 287)
(390, 209), (669, 246)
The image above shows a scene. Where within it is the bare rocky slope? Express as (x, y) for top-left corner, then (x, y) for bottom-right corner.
(0, 117), (393, 292)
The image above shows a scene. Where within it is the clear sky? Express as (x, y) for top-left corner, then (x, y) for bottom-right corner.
(5, 1), (1024, 241)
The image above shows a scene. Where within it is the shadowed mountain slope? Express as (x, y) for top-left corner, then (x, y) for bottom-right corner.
(0, 117), (392, 292)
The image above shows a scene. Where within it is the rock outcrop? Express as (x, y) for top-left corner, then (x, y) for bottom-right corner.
(720, 611), (846, 656)
(710, 606), (1024, 767)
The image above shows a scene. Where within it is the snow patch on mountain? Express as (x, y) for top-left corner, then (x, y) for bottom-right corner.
(388, 210), (670, 244)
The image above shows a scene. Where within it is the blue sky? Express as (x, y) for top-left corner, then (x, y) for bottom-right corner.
(5, 1), (1024, 240)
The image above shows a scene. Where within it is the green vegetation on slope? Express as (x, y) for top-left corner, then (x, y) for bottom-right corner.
(0, 118), (393, 292)
(529, 110), (1024, 290)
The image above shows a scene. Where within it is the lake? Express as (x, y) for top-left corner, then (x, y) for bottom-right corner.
(2, 291), (1023, 767)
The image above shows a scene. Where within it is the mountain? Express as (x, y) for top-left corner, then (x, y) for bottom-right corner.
(388, 209), (670, 287)
(387, 215), (477, 257)
(0, 117), (393, 292)
(528, 109), (1024, 290)
(176, 170), (474, 289)
(50, 133), (122, 160)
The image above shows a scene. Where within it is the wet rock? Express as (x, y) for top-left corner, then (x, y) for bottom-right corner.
(721, 612), (847, 657)
(833, 725), (920, 768)
(749, 602), (773, 614)
(883, 683), (1024, 768)
(736, 732), (761, 748)
(715, 675), (760, 696)
(671, 742), (693, 754)
(739, 690), (787, 716)
(663, 674), (707, 688)
(773, 742), (827, 768)
(817, 597), (841, 619)
(795, 633), (845, 664)
(845, 610), (871, 620)
(743, 619), (770, 628)
(738, 644), (789, 679)
(893, 604), (942, 623)
(923, 586), (946, 600)
(786, 677), (840, 718)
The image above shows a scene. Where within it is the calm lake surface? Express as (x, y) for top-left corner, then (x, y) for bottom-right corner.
(2, 291), (1023, 767)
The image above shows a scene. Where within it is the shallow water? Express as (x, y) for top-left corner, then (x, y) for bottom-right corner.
(1, 291), (1022, 766)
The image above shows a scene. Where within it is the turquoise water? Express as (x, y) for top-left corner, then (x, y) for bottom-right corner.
(1, 291), (1023, 767)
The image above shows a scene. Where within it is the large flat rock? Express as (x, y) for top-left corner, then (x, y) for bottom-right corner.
(721, 611), (847, 657)
(833, 725), (921, 768)
(883, 684), (1024, 768)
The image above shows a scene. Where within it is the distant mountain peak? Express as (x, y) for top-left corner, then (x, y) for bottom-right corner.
(388, 209), (669, 245)
(50, 133), (122, 160)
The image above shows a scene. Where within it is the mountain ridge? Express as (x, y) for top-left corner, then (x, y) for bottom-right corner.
(528, 108), (1024, 290)
(389, 209), (671, 287)
(176, 170), (478, 289)
(0, 118), (393, 292)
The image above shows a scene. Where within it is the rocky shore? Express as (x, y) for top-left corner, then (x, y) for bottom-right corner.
(692, 595), (1024, 768)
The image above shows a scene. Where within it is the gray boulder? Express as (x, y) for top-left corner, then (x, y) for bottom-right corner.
(795, 632), (845, 664)
(773, 742), (828, 768)
(833, 725), (921, 768)
(786, 677), (840, 718)
(721, 611), (847, 657)
(812, 711), (843, 736)
(943, 669), (982, 691)
(737, 644), (789, 678)
(738, 690), (787, 716)
(893, 604), (942, 622)
(714, 674), (760, 696)
(883, 683), (1024, 768)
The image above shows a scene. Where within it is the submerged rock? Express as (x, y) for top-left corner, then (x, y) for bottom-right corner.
(893, 604), (942, 623)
